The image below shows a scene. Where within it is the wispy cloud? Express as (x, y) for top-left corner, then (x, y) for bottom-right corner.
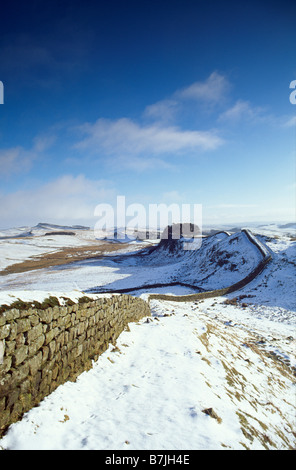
(219, 101), (296, 131)
(0, 135), (55, 177)
(177, 71), (231, 103)
(218, 99), (268, 123)
(143, 71), (230, 123)
(111, 155), (175, 173)
(71, 72), (232, 172)
(0, 147), (32, 176)
(74, 117), (223, 169)
(143, 99), (179, 124)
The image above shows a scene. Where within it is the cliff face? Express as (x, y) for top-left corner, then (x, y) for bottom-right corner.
(160, 223), (201, 241)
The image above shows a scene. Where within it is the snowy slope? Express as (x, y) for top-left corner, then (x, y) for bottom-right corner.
(0, 230), (263, 294)
(0, 224), (98, 272)
(85, 230), (266, 293)
(0, 224), (295, 450)
(0, 295), (294, 450)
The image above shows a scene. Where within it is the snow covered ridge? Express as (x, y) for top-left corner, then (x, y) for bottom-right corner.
(88, 229), (272, 301)
(241, 228), (272, 260)
(0, 227), (271, 296)
(146, 231), (272, 302)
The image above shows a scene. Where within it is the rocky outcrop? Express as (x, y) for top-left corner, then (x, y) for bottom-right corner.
(147, 229), (272, 302)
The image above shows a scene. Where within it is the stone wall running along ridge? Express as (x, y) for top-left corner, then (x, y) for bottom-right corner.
(147, 229), (272, 302)
(0, 294), (150, 437)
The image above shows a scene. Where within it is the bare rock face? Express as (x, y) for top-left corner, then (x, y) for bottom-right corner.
(160, 223), (201, 241)
(158, 223), (201, 253)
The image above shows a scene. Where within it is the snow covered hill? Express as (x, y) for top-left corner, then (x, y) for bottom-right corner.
(0, 228), (266, 294)
(84, 229), (269, 294)
(0, 223), (295, 450)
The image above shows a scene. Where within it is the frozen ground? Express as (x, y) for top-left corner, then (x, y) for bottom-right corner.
(0, 223), (152, 272)
(0, 222), (295, 450)
(0, 223), (96, 271)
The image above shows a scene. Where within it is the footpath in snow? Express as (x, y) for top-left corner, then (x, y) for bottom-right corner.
(0, 295), (295, 450)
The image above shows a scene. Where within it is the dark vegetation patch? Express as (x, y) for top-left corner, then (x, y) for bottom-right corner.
(0, 296), (62, 314)
(44, 231), (75, 236)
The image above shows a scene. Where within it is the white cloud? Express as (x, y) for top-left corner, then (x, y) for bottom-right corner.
(0, 174), (116, 227)
(32, 134), (56, 152)
(72, 72), (230, 172)
(0, 147), (32, 176)
(0, 135), (55, 177)
(143, 72), (230, 124)
(219, 101), (296, 131)
(143, 99), (178, 123)
(218, 99), (267, 123)
(111, 155), (175, 173)
(177, 71), (230, 103)
(75, 117), (223, 160)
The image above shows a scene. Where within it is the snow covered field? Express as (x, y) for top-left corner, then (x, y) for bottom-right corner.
(0, 228), (269, 294)
(0, 222), (295, 450)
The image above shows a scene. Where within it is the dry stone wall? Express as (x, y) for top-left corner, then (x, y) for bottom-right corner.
(0, 294), (150, 436)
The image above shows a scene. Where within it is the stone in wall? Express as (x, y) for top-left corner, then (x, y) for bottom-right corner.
(0, 340), (4, 365)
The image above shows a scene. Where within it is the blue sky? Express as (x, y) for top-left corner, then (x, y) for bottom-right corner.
(0, 0), (295, 229)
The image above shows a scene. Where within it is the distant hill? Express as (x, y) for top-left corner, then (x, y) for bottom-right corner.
(36, 223), (90, 231)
